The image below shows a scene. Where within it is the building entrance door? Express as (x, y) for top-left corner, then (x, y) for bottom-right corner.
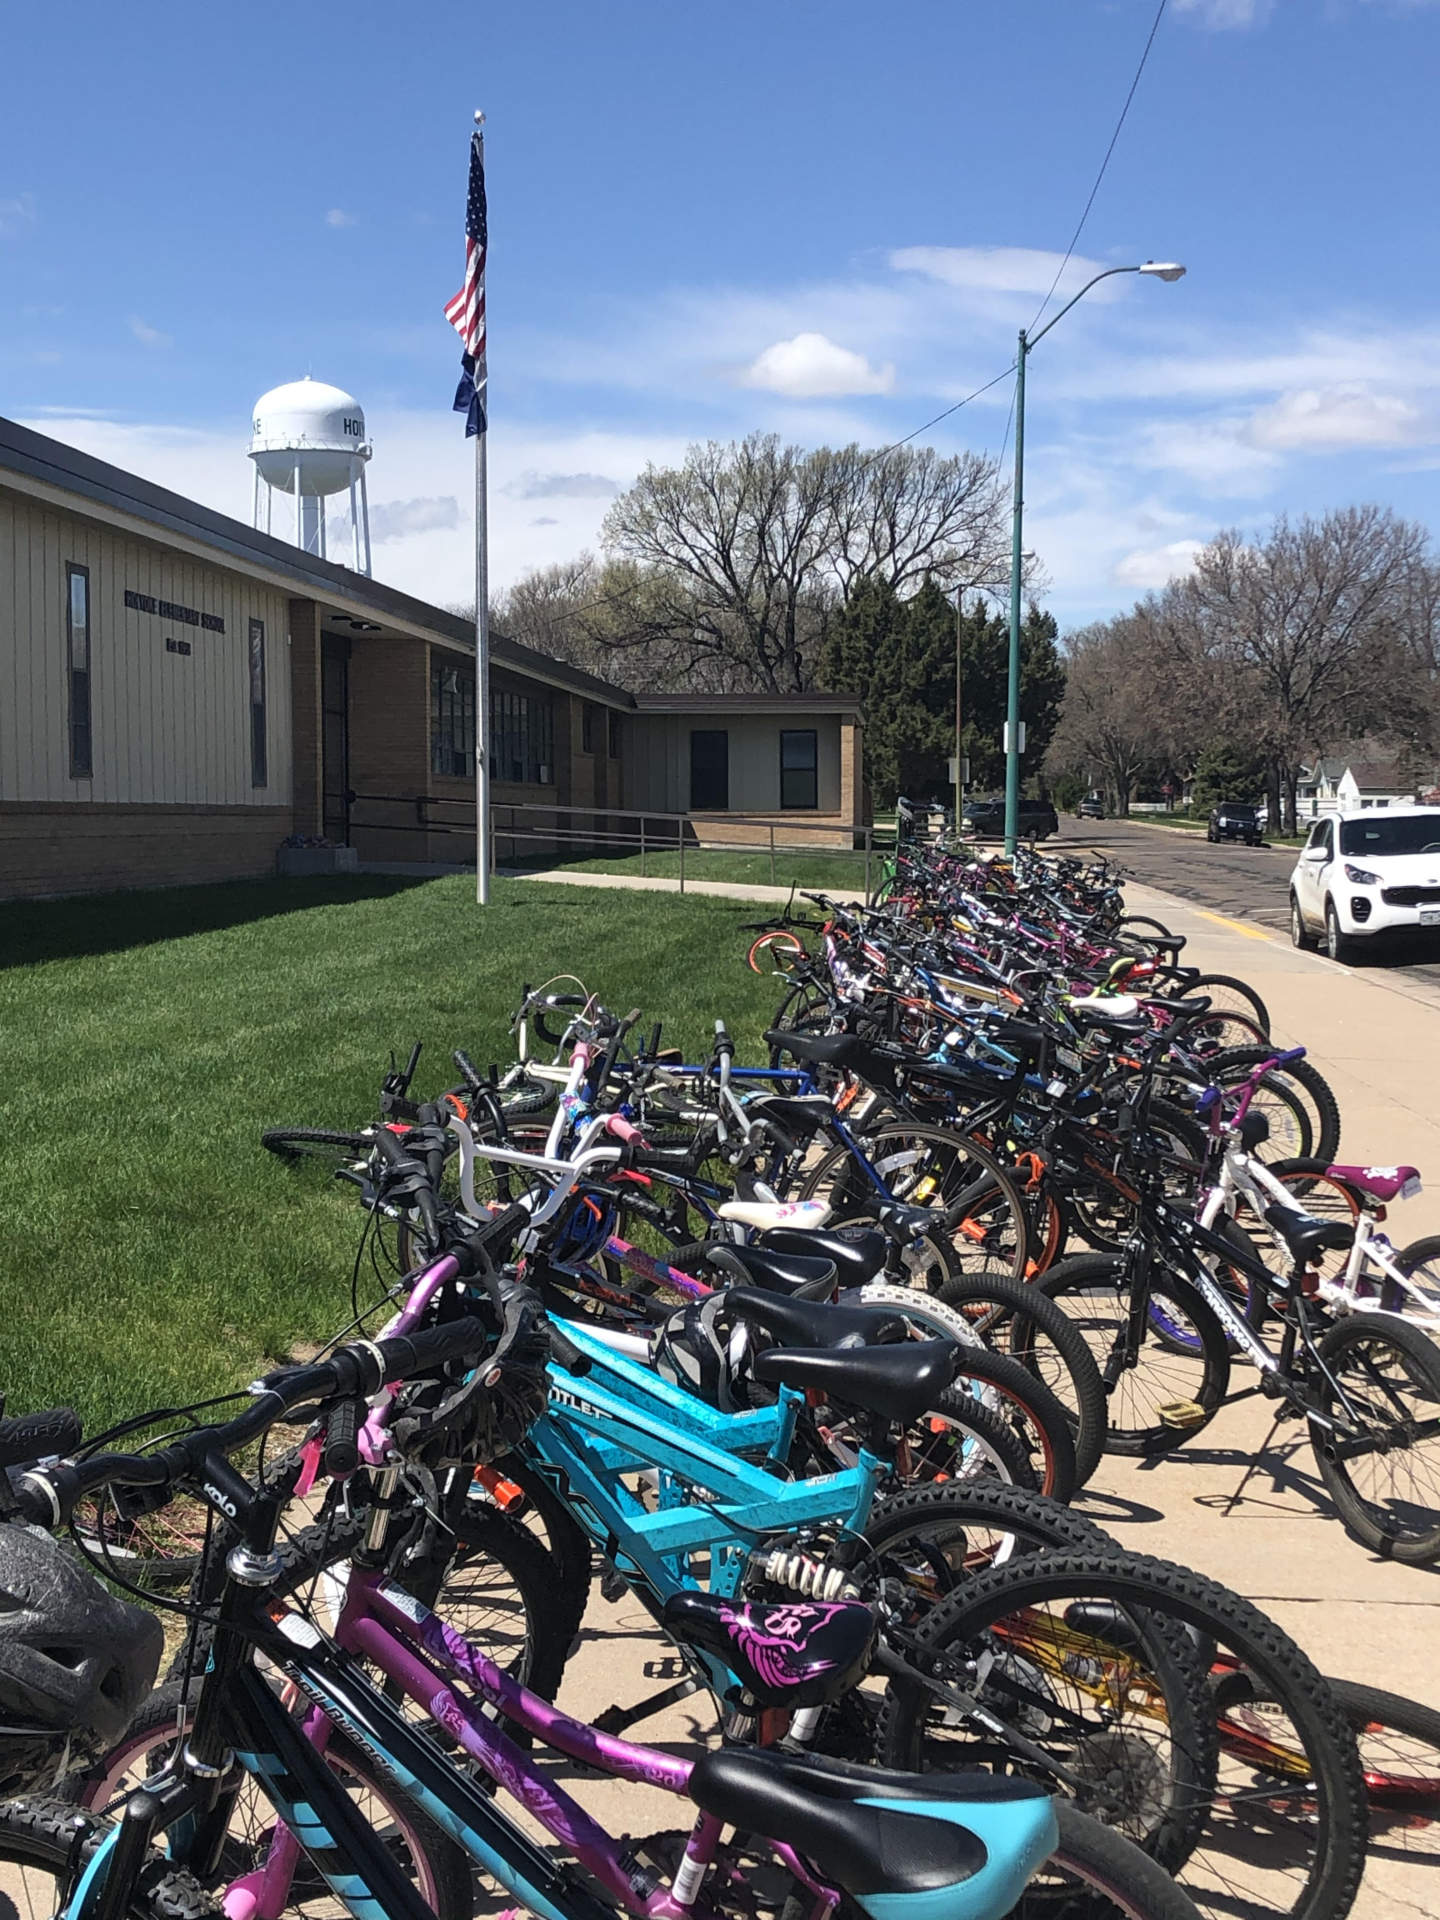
(690, 729), (729, 810)
(321, 636), (351, 845)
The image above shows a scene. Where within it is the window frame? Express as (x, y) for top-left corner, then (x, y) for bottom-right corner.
(779, 728), (819, 810)
(66, 563), (92, 779)
(430, 656), (476, 779)
(491, 683), (555, 786)
(248, 618), (268, 788)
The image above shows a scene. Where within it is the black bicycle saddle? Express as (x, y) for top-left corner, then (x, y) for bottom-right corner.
(724, 1287), (905, 1349)
(753, 1338), (958, 1424)
(760, 1225), (888, 1284)
(704, 1244), (837, 1298)
(1263, 1205), (1355, 1267)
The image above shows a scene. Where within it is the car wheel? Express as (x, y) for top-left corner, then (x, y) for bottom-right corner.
(1325, 899), (1357, 965)
(1206, 826), (1215, 842)
(1290, 893), (1313, 950)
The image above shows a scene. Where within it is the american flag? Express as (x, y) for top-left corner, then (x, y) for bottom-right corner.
(445, 129), (487, 436)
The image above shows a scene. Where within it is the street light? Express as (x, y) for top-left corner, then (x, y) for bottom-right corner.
(1002, 261), (1187, 854)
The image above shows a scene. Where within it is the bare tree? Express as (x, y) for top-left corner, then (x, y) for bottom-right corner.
(1045, 619), (1158, 816)
(1180, 507), (1431, 831)
(596, 432), (1010, 693)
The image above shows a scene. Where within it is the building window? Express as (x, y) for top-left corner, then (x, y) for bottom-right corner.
(249, 619), (268, 788)
(690, 730), (729, 810)
(431, 657), (475, 777)
(492, 685), (554, 785)
(608, 710), (621, 757)
(66, 564), (92, 778)
(582, 704), (595, 754)
(780, 729), (818, 809)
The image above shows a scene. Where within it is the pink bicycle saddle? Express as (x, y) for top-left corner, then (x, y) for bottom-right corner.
(1327, 1164), (1422, 1203)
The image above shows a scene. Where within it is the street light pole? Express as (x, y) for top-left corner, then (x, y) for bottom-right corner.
(1002, 260), (1186, 856)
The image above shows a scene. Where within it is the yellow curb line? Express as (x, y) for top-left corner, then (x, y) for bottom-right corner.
(1194, 910), (1273, 943)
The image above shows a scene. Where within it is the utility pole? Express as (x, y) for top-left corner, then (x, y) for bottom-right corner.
(954, 589), (964, 832)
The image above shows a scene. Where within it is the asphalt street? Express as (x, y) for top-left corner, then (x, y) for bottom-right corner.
(1052, 813), (1440, 1000)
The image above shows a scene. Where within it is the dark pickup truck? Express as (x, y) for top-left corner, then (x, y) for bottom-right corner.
(964, 797), (1059, 841)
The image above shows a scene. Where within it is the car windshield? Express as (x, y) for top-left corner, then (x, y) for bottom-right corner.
(1218, 804), (1256, 817)
(1340, 815), (1440, 857)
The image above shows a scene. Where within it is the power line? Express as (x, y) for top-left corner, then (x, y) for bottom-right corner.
(1028, 0), (1170, 336)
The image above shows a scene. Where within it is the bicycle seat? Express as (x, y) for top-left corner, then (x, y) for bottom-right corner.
(761, 1225), (888, 1284)
(725, 1287), (905, 1349)
(662, 1592), (875, 1707)
(1327, 1163), (1422, 1203)
(764, 1030), (899, 1088)
(1156, 995), (1213, 1023)
(718, 1197), (833, 1233)
(1263, 1205), (1355, 1266)
(705, 1243), (838, 1299)
(1066, 993), (1143, 1029)
(753, 1338), (958, 1424)
(745, 1093), (835, 1139)
(687, 1748), (1054, 1904)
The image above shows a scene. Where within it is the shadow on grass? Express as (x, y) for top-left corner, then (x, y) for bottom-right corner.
(0, 873), (434, 970)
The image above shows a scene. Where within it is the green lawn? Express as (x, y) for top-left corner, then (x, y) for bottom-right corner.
(0, 874), (784, 1429)
(525, 848), (876, 893)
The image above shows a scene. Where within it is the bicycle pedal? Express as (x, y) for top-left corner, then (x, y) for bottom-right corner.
(600, 1567), (629, 1603)
(1157, 1398), (1208, 1430)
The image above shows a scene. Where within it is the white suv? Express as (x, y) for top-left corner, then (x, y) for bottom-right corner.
(1290, 806), (1440, 961)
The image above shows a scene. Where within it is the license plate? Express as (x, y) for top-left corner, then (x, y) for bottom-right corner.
(1422, 910), (1440, 927)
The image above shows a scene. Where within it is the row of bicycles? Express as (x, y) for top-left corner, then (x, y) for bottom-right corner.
(0, 839), (1436, 1920)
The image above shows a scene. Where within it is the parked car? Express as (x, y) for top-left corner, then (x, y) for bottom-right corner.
(1207, 801), (1263, 846)
(1077, 794), (1105, 819)
(963, 797), (1059, 841)
(1290, 805), (1440, 961)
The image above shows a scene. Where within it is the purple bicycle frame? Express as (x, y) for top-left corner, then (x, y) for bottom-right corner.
(227, 1567), (839, 1920)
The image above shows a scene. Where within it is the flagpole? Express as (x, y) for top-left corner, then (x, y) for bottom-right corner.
(472, 111), (491, 906)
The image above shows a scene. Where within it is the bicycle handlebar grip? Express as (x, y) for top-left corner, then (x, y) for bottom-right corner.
(321, 1397), (363, 1476)
(452, 1049), (485, 1093)
(547, 1324), (593, 1377)
(370, 1125), (410, 1169)
(0, 1408), (81, 1471)
(1274, 1046), (1307, 1066)
(373, 1316), (493, 1386)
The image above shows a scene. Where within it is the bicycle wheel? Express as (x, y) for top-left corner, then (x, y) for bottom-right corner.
(1063, 1103), (1205, 1256)
(938, 1272), (1109, 1487)
(1327, 1677), (1440, 1859)
(1032, 1256), (1231, 1457)
(75, 1683), (472, 1920)
(1384, 1232), (1440, 1322)
(1239, 1162), (1361, 1290)
(0, 1797), (220, 1920)
(810, 1390), (1037, 1492)
(261, 1127), (368, 1164)
(1209, 1051), (1342, 1167)
(1034, 1800), (1208, 1920)
(489, 1451), (594, 1652)
(802, 1123), (1030, 1288)
(1165, 974), (1270, 1038)
(747, 929), (807, 975)
(878, 1551), (1368, 1920)
(1311, 1311), (1440, 1564)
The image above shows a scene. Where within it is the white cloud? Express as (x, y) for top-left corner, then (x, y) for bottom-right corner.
(366, 495), (459, 543)
(504, 470), (620, 499)
(325, 208), (356, 228)
(739, 332), (894, 398)
(128, 315), (172, 347)
(530, 515), (559, 526)
(1244, 385), (1425, 450)
(1112, 540), (1205, 589)
(1174, 0), (1273, 27)
(0, 192), (37, 239)
(891, 245), (1112, 298)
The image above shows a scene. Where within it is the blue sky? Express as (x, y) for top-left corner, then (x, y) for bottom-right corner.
(5, 0), (1440, 626)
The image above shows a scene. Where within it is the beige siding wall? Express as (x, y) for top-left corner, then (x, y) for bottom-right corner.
(626, 713), (843, 815)
(0, 488), (292, 806)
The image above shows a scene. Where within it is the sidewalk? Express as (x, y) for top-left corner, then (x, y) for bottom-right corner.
(496, 866), (869, 905)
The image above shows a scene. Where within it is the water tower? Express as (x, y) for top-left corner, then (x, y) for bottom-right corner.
(249, 377), (372, 574)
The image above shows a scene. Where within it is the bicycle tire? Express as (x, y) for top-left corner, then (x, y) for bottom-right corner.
(0, 1796), (220, 1920)
(816, 1389), (1038, 1492)
(1241, 1161), (1361, 1290)
(1031, 1255), (1231, 1457)
(1063, 1101), (1206, 1257)
(1326, 1677), (1440, 1853)
(800, 1123), (1031, 1289)
(75, 1683), (473, 1920)
(1163, 973), (1270, 1038)
(1384, 1232), (1440, 1321)
(937, 1272), (1109, 1487)
(862, 1480), (1116, 1590)
(1209, 1050), (1342, 1167)
(261, 1127), (369, 1163)
(878, 1550), (1368, 1920)
(1037, 1800), (1207, 1920)
(1311, 1311), (1440, 1565)
(489, 1451), (595, 1653)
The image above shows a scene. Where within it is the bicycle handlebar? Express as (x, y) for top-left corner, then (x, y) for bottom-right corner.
(0, 1407), (82, 1472)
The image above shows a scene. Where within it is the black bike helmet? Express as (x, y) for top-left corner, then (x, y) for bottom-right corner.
(0, 1523), (163, 1764)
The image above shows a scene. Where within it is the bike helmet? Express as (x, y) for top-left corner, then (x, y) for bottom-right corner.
(0, 1523), (163, 1770)
(653, 1297), (750, 1413)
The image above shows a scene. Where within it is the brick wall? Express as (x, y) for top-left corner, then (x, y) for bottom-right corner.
(0, 803), (292, 898)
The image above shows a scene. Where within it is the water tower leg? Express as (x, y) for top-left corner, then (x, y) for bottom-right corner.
(294, 463), (302, 549)
(349, 464), (361, 572)
(359, 467), (372, 577)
